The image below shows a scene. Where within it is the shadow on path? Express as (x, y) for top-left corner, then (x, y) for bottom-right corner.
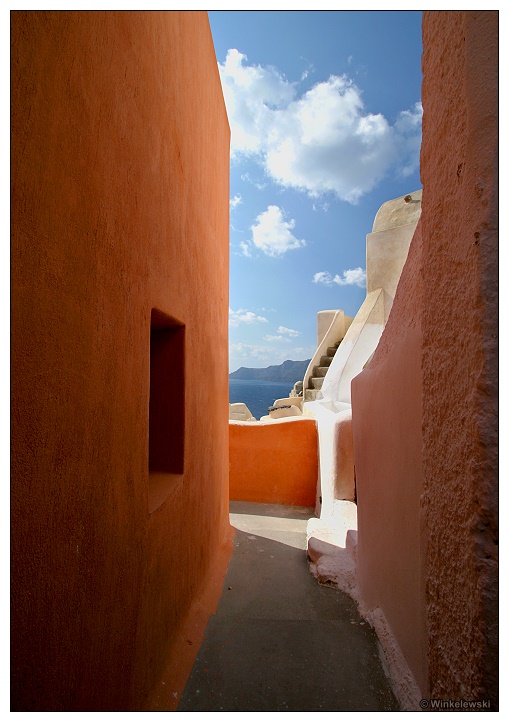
(178, 502), (398, 712)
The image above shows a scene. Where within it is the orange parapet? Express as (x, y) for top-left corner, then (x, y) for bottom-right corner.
(229, 418), (319, 507)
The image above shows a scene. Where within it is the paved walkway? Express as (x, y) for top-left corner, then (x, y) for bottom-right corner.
(178, 501), (398, 712)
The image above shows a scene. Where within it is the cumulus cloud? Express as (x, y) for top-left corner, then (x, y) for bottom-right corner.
(218, 50), (422, 203)
(313, 267), (366, 287)
(277, 325), (301, 337)
(230, 193), (242, 208)
(219, 49), (296, 154)
(229, 307), (268, 327)
(313, 271), (333, 285)
(334, 267), (367, 286)
(248, 205), (306, 257)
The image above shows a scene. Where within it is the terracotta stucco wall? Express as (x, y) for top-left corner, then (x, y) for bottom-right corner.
(11, 11), (231, 711)
(420, 11), (498, 704)
(352, 10), (498, 706)
(230, 419), (318, 507)
(352, 220), (427, 696)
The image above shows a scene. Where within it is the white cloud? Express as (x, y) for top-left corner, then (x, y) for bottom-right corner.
(238, 241), (252, 257)
(249, 205), (306, 257)
(277, 325), (300, 337)
(229, 307), (269, 327)
(395, 101), (423, 134)
(333, 267), (366, 287)
(219, 49), (296, 155)
(230, 193), (242, 208)
(394, 102), (423, 178)
(218, 50), (422, 203)
(313, 267), (366, 288)
(264, 77), (396, 203)
(313, 271), (333, 285)
(264, 334), (291, 343)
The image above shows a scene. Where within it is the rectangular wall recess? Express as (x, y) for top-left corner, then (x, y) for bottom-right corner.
(148, 308), (185, 512)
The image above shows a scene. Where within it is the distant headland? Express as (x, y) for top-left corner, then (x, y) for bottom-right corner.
(229, 359), (311, 383)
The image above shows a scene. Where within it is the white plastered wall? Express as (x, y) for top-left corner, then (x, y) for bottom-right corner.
(303, 191), (421, 517)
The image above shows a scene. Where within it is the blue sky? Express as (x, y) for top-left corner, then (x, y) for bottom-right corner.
(208, 10), (423, 372)
(4, 6), (501, 375)
(209, 10), (422, 371)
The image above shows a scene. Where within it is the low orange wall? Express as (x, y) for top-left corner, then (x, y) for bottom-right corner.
(229, 419), (318, 507)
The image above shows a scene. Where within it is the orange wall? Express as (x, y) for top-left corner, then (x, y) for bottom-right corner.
(352, 221), (427, 694)
(420, 11), (498, 704)
(11, 11), (231, 711)
(352, 10), (498, 704)
(230, 420), (318, 507)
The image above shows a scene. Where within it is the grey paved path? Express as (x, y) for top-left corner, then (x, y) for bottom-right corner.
(178, 501), (398, 712)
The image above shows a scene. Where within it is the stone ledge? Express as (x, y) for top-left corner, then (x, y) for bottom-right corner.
(306, 501), (358, 596)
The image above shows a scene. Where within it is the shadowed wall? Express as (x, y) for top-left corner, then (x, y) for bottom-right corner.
(11, 11), (231, 711)
(352, 220), (427, 696)
(420, 10), (498, 704)
(352, 10), (497, 705)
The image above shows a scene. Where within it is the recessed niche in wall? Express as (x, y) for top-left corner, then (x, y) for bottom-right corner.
(148, 308), (185, 513)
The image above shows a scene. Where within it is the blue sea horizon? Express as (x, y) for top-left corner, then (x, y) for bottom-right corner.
(229, 378), (295, 420)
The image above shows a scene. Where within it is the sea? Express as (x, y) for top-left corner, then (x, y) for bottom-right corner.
(229, 378), (294, 420)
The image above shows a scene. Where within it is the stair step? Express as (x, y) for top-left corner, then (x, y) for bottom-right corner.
(326, 346), (338, 357)
(304, 388), (318, 401)
(320, 355), (332, 367)
(313, 366), (329, 377)
(311, 377), (324, 390)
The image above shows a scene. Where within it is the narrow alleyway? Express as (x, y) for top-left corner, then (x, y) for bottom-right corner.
(178, 501), (398, 712)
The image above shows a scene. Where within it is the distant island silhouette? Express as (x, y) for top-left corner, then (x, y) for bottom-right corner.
(229, 359), (311, 383)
